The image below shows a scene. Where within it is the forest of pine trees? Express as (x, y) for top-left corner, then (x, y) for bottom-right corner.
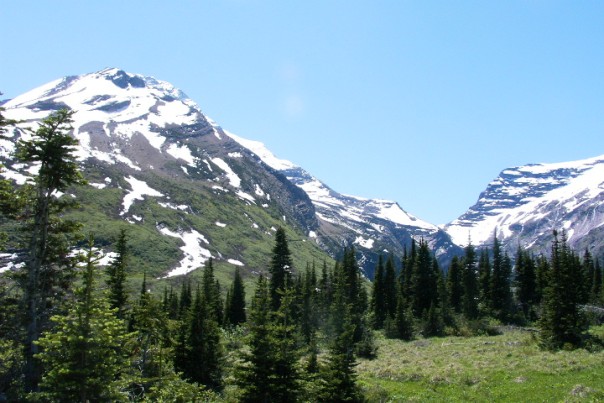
(1, 108), (604, 401)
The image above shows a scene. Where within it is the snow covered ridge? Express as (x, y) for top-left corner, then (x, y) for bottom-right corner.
(2, 68), (206, 171)
(444, 154), (604, 248)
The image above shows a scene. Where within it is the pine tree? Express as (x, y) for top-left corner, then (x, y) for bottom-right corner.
(269, 227), (293, 311)
(35, 235), (129, 402)
(461, 242), (479, 319)
(225, 266), (246, 327)
(201, 258), (223, 324)
(539, 231), (586, 350)
(591, 259), (602, 304)
(317, 304), (364, 403)
(15, 109), (86, 391)
(514, 246), (537, 319)
(446, 256), (463, 313)
(384, 255), (397, 319)
(183, 284), (223, 391)
(106, 228), (129, 319)
(478, 248), (491, 314)
(370, 255), (386, 329)
(237, 275), (275, 402)
(489, 234), (513, 321)
(410, 239), (437, 317)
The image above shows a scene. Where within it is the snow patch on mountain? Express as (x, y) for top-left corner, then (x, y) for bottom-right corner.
(121, 176), (164, 215)
(158, 227), (212, 277)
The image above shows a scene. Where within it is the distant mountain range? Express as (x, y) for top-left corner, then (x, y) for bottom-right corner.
(2, 68), (603, 279)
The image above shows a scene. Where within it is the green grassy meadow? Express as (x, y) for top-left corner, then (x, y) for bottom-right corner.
(357, 327), (604, 402)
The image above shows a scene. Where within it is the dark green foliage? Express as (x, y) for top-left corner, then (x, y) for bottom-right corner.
(370, 255), (386, 329)
(15, 109), (86, 391)
(539, 231), (587, 350)
(447, 256), (463, 313)
(269, 227), (293, 311)
(489, 234), (514, 321)
(201, 258), (223, 324)
(461, 242), (479, 319)
(478, 248), (491, 313)
(410, 239), (438, 317)
(317, 307), (365, 403)
(514, 246), (537, 320)
(384, 255), (397, 319)
(591, 259), (602, 304)
(236, 275), (275, 402)
(224, 266), (246, 327)
(35, 235), (129, 402)
(106, 228), (129, 319)
(182, 283), (223, 390)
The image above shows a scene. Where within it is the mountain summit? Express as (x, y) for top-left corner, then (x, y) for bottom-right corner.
(1, 68), (459, 277)
(444, 155), (604, 254)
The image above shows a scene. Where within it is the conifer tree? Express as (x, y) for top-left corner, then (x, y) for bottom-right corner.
(535, 254), (550, 304)
(514, 246), (537, 319)
(318, 301), (364, 402)
(201, 258), (223, 324)
(384, 255), (397, 319)
(446, 256), (463, 313)
(370, 255), (386, 329)
(35, 235), (129, 402)
(410, 239), (437, 317)
(183, 284), (223, 391)
(461, 242), (479, 319)
(478, 248), (491, 314)
(16, 109), (86, 391)
(106, 228), (129, 319)
(237, 275), (275, 402)
(539, 230), (586, 350)
(225, 266), (246, 327)
(269, 227), (293, 311)
(489, 234), (513, 321)
(591, 259), (602, 304)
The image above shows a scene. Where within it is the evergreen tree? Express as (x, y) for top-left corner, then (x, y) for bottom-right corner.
(489, 234), (513, 321)
(318, 305), (364, 402)
(183, 284), (223, 391)
(370, 255), (386, 329)
(461, 242), (479, 319)
(384, 255), (397, 319)
(535, 254), (550, 305)
(514, 246), (537, 319)
(35, 235), (129, 402)
(410, 239), (437, 317)
(106, 228), (129, 319)
(386, 283), (414, 340)
(201, 258), (223, 324)
(15, 109), (86, 391)
(269, 227), (293, 311)
(580, 249), (595, 304)
(225, 266), (246, 327)
(446, 256), (463, 313)
(539, 231), (586, 350)
(591, 259), (602, 304)
(478, 248), (491, 314)
(237, 275), (275, 402)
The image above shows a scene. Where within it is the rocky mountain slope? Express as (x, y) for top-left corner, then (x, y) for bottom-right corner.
(1, 68), (459, 278)
(444, 155), (604, 256)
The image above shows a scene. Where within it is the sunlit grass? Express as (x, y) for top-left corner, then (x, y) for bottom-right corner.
(357, 327), (604, 402)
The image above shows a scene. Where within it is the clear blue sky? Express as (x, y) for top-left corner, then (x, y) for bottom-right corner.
(2, 1), (603, 225)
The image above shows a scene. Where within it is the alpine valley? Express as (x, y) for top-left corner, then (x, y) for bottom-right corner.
(2, 68), (603, 281)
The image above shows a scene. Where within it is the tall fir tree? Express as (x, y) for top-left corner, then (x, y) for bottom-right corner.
(446, 256), (463, 313)
(224, 266), (246, 327)
(269, 227), (293, 311)
(183, 284), (223, 391)
(489, 234), (513, 321)
(514, 246), (537, 320)
(370, 255), (386, 329)
(15, 109), (86, 391)
(461, 242), (479, 319)
(106, 228), (129, 319)
(35, 235), (129, 402)
(478, 248), (492, 314)
(539, 230), (586, 350)
(384, 255), (398, 319)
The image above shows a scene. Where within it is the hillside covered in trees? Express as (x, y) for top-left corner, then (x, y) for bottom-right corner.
(1, 110), (604, 401)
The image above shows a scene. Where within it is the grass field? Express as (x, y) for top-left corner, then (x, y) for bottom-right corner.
(357, 327), (604, 402)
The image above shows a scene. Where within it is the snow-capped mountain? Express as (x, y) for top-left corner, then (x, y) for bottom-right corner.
(444, 155), (604, 255)
(1, 68), (459, 277)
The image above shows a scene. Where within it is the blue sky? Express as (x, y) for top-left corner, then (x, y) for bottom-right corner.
(2, 1), (603, 225)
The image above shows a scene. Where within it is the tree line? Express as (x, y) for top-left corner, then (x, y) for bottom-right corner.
(1, 108), (603, 401)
